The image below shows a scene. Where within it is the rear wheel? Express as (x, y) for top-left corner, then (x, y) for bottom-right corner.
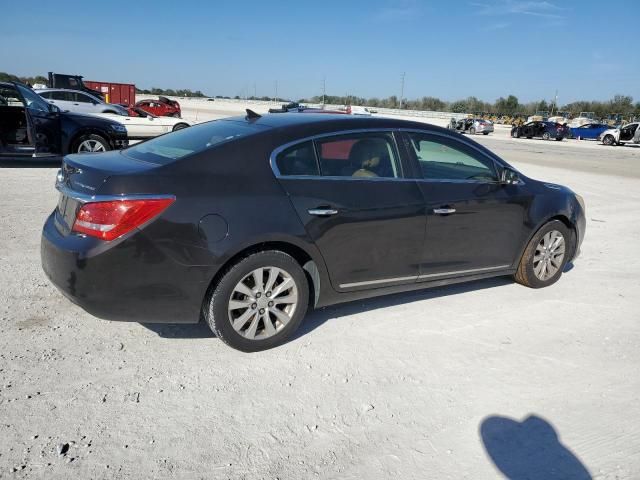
(514, 220), (571, 288)
(469, 127), (476, 135)
(483, 131), (489, 135)
(542, 132), (551, 140)
(172, 123), (189, 132)
(74, 134), (110, 153)
(602, 134), (615, 146)
(555, 137), (563, 141)
(204, 251), (309, 352)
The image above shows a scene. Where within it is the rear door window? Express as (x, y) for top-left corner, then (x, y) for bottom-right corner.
(275, 141), (319, 176)
(314, 132), (401, 178)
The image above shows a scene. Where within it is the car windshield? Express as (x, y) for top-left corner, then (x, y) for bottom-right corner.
(123, 120), (264, 165)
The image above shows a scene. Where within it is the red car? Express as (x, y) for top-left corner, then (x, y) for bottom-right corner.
(134, 96), (181, 117)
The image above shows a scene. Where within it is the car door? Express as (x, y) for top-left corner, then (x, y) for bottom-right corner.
(401, 130), (531, 280)
(522, 122), (534, 137)
(619, 123), (637, 142)
(74, 92), (99, 113)
(273, 131), (426, 291)
(14, 83), (61, 155)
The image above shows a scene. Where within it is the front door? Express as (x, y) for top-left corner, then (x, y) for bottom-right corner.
(14, 83), (61, 156)
(401, 131), (531, 281)
(274, 131), (426, 291)
(620, 123), (638, 142)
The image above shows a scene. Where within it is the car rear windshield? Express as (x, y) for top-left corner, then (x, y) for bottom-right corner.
(123, 120), (264, 165)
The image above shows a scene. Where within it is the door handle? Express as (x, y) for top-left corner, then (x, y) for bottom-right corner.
(433, 208), (456, 215)
(308, 208), (338, 216)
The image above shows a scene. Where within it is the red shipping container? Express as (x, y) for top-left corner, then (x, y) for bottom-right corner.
(84, 81), (136, 106)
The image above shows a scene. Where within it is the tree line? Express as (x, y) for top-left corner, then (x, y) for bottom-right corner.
(299, 93), (640, 118)
(3, 71), (638, 118)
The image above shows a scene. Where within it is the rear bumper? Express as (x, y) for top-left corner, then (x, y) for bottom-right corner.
(41, 212), (210, 323)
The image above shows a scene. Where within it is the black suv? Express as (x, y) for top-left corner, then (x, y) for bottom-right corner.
(0, 82), (128, 160)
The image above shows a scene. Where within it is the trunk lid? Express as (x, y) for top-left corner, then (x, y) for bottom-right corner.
(55, 150), (160, 235)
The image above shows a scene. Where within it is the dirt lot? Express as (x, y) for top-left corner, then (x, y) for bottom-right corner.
(1, 126), (639, 479)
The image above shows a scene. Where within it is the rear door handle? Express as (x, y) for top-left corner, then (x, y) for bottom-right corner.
(308, 208), (338, 216)
(433, 208), (456, 215)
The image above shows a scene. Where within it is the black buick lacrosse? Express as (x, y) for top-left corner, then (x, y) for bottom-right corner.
(42, 112), (585, 351)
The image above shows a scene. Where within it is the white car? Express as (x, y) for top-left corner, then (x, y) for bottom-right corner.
(599, 122), (640, 146)
(35, 88), (128, 115)
(93, 107), (191, 140)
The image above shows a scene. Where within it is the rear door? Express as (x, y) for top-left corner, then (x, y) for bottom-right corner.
(14, 83), (61, 156)
(274, 131), (426, 291)
(401, 130), (531, 280)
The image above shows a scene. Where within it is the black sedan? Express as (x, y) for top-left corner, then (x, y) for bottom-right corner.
(511, 121), (570, 141)
(41, 113), (586, 352)
(0, 82), (128, 160)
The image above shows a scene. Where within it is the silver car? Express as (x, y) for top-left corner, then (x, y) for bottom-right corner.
(448, 117), (495, 135)
(35, 88), (128, 115)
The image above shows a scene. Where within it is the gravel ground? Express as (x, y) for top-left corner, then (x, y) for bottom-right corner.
(1, 133), (639, 479)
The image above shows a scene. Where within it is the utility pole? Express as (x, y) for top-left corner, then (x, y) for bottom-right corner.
(274, 80), (278, 103)
(399, 72), (406, 109)
(322, 76), (326, 105)
(254, 82), (257, 100)
(552, 89), (558, 115)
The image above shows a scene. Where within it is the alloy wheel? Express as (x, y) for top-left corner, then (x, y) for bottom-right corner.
(533, 230), (565, 281)
(78, 139), (106, 153)
(227, 266), (299, 340)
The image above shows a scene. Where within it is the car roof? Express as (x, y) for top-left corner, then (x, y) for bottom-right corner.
(220, 112), (450, 133)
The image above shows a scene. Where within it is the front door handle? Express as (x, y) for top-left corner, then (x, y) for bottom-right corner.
(308, 208), (338, 216)
(433, 207), (456, 215)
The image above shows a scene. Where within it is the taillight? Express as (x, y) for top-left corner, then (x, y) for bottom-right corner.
(72, 197), (174, 241)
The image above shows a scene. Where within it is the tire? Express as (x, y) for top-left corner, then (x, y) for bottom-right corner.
(73, 134), (110, 153)
(542, 132), (551, 140)
(602, 135), (615, 146)
(512, 130), (521, 138)
(514, 220), (572, 289)
(172, 123), (189, 132)
(203, 250), (309, 352)
(555, 137), (563, 141)
(469, 127), (476, 135)
(483, 132), (489, 135)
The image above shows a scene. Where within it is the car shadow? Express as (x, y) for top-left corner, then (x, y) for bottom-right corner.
(142, 275), (514, 340)
(480, 414), (592, 479)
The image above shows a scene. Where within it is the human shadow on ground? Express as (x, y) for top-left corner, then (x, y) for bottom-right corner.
(480, 414), (592, 480)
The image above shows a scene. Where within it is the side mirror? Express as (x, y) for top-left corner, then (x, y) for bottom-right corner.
(49, 104), (61, 114)
(500, 167), (520, 185)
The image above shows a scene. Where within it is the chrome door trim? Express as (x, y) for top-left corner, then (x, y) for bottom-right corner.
(417, 264), (511, 280)
(55, 182), (175, 204)
(339, 275), (417, 289)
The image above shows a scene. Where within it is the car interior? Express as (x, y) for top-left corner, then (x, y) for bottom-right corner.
(620, 124), (638, 141)
(0, 85), (33, 154)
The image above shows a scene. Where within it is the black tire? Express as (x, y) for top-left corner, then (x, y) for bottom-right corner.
(483, 131), (489, 135)
(512, 130), (520, 138)
(514, 220), (572, 289)
(555, 137), (563, 141)
(469, 127), (476, 135)
(172, 123), (189, 132)
(203, 250), (309, 352)
(542, 132), (551, 140)
(73, 133), (110, 153)
(602, 134), (615, 146)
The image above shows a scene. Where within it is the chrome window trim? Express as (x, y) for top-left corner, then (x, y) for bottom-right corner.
(270, 128), (407, 181)
(338, 264), (512, 289)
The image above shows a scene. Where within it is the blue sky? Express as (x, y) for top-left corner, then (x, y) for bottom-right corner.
(1, 0), (638, 104)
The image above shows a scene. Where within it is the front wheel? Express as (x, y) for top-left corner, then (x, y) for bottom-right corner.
(514, 220), (571, 288)
(602, 135), (615, 146)
(204, 251), (309, 352)
(74, 134), (110, 153)
(483, 132), (489, 135)
(542, 132), (551, 140)
(469, 127), (476, 135)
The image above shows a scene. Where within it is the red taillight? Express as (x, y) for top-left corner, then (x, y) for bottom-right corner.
(72, 197), (174, 241)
